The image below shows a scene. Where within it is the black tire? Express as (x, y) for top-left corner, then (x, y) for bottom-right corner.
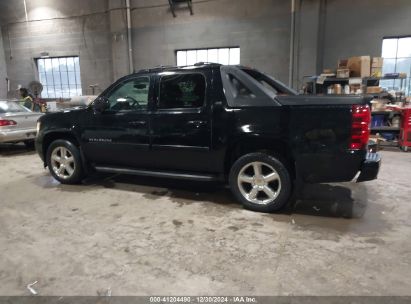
(229, 152), (292, 213)
(46, 139), (84, 184)
(24, 140), (35, 149)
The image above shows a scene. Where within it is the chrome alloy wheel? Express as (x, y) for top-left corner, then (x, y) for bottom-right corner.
(50, 146), (75, 180)
(237, 161), (281, 205)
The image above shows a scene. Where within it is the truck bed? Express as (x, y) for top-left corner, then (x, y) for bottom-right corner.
(277, 95), (372, 106)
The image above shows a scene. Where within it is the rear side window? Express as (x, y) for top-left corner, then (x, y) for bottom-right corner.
(159, 73), (205, 109)
(220, 66), (282, 107)
(242, 68), (297, 95)
(228, 74), (255, 98)
(242, 69), (278, 95)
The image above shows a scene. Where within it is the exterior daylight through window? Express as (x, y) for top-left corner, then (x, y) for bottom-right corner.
(37, 56), (82, 98)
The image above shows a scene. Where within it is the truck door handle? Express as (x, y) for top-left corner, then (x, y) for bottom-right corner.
(128, 120), (147, 126)
(187, 120), (206, 128)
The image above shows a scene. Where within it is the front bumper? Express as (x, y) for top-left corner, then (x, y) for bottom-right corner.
(35, 135), (45, 162)
(0, 128), (37, 143)
(357, 152), (381, 182)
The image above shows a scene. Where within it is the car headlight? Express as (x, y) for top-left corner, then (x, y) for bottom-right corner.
(36, 121), (41, 135)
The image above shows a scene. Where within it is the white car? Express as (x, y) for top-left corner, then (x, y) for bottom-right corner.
(0, 100), (43, 147)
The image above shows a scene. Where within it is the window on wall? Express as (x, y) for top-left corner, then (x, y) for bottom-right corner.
(176, 47), (240, 66)
(381, 37), (411, 96)
(37, 56), (82, 98)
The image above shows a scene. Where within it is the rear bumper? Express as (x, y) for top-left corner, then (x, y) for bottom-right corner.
(357, 152), (381, 182)
(0, 128), (37, 143)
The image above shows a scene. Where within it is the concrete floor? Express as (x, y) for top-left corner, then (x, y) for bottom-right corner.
(0, 144), (411, 296)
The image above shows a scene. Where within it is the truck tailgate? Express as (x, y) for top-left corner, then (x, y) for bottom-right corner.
(278, 95), (374, 183)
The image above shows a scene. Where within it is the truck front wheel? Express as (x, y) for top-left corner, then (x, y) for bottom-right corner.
(229, 153), (292, 213)
(46, 139), (84, 184)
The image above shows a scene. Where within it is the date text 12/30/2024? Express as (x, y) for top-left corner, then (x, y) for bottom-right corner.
(149, 297), (257, 303)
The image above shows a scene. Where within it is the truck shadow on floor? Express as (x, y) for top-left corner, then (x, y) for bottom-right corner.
(0, 143), (36, 156)
(289, 183), (367, 219)
(81, 173), (367, 219)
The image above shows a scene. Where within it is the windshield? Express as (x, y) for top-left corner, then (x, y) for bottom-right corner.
(0, 101), (31, 113)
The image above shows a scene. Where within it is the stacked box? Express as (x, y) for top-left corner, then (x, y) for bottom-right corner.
(347, 56), (371, 78)
(371, 57), (384, 77)
(366, 86), (382, 94)
(338, 59), (348, 68)
(337, 69), (350, 78)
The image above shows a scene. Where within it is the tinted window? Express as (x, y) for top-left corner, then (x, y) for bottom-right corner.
(107, 76), (150, 111)
(228, 74), (255, 98)
(159, 74), (205, 109)
(242, 69), (296, 95)
(242, 69), (278, 95)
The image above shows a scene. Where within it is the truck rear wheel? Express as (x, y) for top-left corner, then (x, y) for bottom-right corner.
(46, 139), (84, 184)
(229, 152), (292, 213)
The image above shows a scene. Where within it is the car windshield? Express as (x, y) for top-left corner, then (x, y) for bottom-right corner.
(0, 101), (31, 113)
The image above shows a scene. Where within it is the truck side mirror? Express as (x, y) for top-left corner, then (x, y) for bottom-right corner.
(93, 96), (109, 113)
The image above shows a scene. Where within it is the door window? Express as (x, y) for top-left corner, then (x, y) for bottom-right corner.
(158, 73), (205, 109)
(107, 76), (150, 111)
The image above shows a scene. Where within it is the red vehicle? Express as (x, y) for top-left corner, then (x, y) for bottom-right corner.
(399, 108), (411, 152)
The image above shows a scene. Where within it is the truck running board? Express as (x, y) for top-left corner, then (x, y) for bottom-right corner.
(94, 166), (222, 182)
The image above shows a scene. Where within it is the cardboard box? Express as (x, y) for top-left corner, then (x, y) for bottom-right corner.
(338, 59), (348, 68)
(371, 99), (388, 111)
(371, 67), (382, 77)
(349, 77), (362, 85)
(366, 86), (382, 94)
(350, 84), (363, 94)
(347, 56), (371, 78)
(337, 68), (350, 78)
(372, 57), (384, 67)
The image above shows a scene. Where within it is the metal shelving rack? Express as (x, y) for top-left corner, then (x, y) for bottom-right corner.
(303, 75), (406, 95)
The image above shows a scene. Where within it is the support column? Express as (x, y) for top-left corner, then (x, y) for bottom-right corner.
(294, 0), (326, 91)
(0, 29), (8, 99)
(109, 0), (129, 80)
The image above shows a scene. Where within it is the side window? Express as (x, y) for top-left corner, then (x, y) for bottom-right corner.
(242, 69), (279, 95)
(260, 80), (278, 95)
(228, 74), (255, 98)
(107, 76), (150, 111)
(158, 73), (205, 109)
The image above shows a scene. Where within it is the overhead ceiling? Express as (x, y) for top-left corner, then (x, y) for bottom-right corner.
(0, 0), (27, 25)
(0, 0), (110, 26)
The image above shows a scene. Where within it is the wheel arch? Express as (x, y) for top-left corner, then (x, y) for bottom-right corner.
(225, 136), (295, 179)
(41, 131), (86, 170)
(43, 130), (79, 155)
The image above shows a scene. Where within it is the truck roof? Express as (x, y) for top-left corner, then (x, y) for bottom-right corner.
(136, 62), (228, 74)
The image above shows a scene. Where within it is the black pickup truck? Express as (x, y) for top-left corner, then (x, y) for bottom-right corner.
(35, 63), (380, 212)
